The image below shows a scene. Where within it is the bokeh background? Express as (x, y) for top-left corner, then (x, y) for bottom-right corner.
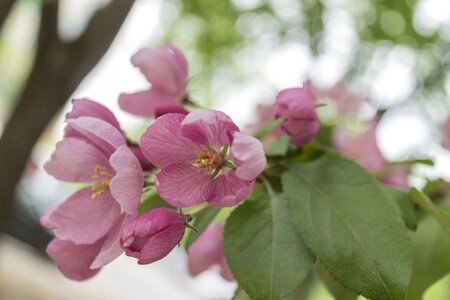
(0, 0), (450, 299)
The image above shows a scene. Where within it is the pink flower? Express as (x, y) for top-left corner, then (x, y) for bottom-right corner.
(324, 81), (363, 115)
(141, 109), (267, 207)
(42, 105), (144, 280)
(188, 222), (234, 281)
(442, 118), (450, 151)
(275, 83), (320, 146)
(119, 44), (189, 118)
(66, 98), (152, 171)
(120, 208), (187, 264)
(333, 120), (385, 172)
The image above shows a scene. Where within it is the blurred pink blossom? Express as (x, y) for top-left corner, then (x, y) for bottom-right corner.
(188, 222), (234, 281)
(119, 44), (189, 118)
(442, 118), (450, 150)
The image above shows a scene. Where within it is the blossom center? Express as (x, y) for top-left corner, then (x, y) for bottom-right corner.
(192, 145), (236, 179)
(91, 165), (111, 200)
(193, 148), (220, 171)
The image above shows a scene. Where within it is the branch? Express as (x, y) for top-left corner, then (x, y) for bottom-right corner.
(0, 0), (135, 228)
(0, 0), (15, 30)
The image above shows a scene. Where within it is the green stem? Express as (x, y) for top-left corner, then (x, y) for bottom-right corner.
(411, 187), (450, 235)
(253, 119), (284, 139)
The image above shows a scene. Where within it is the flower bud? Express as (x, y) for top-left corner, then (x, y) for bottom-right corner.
(120, 208), (186, 265)
(275, 83), (320, 146)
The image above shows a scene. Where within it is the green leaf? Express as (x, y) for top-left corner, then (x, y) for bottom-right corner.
(282, 154), (413, 300)
(316, 264), (358, 300)
(265, 134), (289, 157)
(381, 185), (418, 231)
(138, 191), (172, 213)
(252, 119), (284, 139)
(233, 288), (253, 300)
(224, 191), (315, 300)
(183, 206), (221, 250)
(411, 188), (450, 236)
(407, 215), (450, 300)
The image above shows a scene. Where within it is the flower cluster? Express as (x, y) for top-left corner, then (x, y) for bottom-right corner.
(42, 45), (278, 280)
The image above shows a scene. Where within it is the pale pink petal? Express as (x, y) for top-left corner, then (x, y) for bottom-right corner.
(188, 223), (224, 276)
(154, 102), (189, 118)
(155, 163), (214, 207)
(140, 113), (200, 168)
(109, 145), (144, 214)
(47, 238), (102, 281)
(333, 121), (386, 172)
(66, 98), (121, 131)
(181, 109), (240, 147)
(166, 44), (188, 92)
(231, 132), (266, 181)
(118, 89), (175, 118)
(66, 117), (126, 155)
(43, 188), (121, 244)
(90, 214), (132, 269)
(44, 137), (109, 182)
(442, 118), (450, 150)
(137, 223), (185, 264)
(131, 46), (187, 97)
(219, 256), (235, 281)
(208, 173), (254, 207)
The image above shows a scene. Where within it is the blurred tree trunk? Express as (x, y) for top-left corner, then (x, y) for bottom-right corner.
(0, 0), (15, 30)
(0, 0), (135, 229)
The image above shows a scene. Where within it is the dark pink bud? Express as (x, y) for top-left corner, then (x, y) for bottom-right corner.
(275, 83), (320, 146)
(120, 208), (186, 264)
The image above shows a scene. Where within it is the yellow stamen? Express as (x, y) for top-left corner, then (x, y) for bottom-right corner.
(91, 165), (111, 200)
(193, 148), (219, 171)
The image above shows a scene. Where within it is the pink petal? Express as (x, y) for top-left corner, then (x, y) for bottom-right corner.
(44, 137), (109, 182)
(140, 113), (199, 168)
(275, 86), (316, 120)
(231, 132), (266, 181)
(208, 172), (254, 207)
(66, 117), (126, 156)
(154, 102), (189, 118)
(188, 223), (224, 276)
(155, 163), (214, 207)
(131, 46), (187, 97)
(129, 146), (153, 171)
(333, 121), (386, 172)
(90, 214), (132, 269)
(138, 222), (185, 264)
(166, 44), (189, 90)
(442, 118), (450, 150)
(181, 109), (240, 147)
(219, 256), (235, 281)
(118, 89), (175, 118)
(47, 238), (102, 281)
(43, 187), (121, 244)
(109, 145), (144, 214)
(283, 118), (320, 146)
(66, 98), (121, 131)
